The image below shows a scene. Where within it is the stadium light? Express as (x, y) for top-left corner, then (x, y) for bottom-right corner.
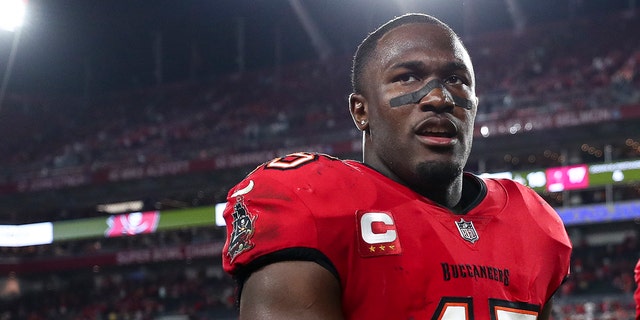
(0, 0), (26, 32)
(0, 0), (26, 112)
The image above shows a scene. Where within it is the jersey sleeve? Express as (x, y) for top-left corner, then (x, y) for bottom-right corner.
(485, 178), (572, 305)
(507, 179), (573, 300)
(221, 163), (323, 278)
(634, 258), (640, 319)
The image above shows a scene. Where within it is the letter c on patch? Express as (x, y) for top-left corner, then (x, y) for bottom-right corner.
(360, 212), (397, 244)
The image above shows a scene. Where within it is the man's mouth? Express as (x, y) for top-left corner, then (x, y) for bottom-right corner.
(415, 117), (458, 146)
(418, 127), (455, 137)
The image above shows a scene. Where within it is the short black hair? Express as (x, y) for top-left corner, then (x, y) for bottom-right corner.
(351, 13), (458, 95)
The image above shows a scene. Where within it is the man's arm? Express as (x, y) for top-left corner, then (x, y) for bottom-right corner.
(538, 300), (553, 320)
(239, 261), (344, 320)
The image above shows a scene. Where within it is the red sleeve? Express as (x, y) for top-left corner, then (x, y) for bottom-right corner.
(497, 178), (573, 303)
(635, 258), (640, 320)
(221, 153), (349, 279)
(635, 258), (640, 283)
(221, 172), (321, 275)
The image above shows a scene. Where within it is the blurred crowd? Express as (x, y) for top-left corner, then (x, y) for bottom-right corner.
(1, 227), (238, 320)
(554, 227), (639, 319)
(0, 223), (638, 319)
(1, 259), (237, 320)
(1, 10), (639, 185)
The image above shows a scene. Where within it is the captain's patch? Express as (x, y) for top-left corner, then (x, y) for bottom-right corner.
(356, 210), (402, 257)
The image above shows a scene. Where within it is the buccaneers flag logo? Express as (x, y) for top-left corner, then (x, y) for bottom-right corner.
(227, 199), (256, 262)
(105, 211), (160, 237)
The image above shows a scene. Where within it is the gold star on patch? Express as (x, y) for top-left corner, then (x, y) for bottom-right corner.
(379, 245), (385, 251)
(369, 245), (376, 252)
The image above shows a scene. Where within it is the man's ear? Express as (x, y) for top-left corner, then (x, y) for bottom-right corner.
(349, 93), (368, 131)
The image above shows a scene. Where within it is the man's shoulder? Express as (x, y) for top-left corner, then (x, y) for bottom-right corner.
(483, 176), (542, 199)
(247, 152), (363, 180)
(229, 152), (366, 197)
(483, 176), (571, 247)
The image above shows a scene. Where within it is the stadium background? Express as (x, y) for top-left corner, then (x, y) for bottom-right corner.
(0, 0), (639, 318)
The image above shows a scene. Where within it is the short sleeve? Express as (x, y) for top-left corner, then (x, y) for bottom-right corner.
(221, 173), (320, 275)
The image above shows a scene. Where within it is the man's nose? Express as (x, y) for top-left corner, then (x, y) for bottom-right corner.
(417, 87), (454, 113)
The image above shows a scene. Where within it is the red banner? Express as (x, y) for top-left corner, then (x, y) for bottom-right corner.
(105, 211), (160, 237)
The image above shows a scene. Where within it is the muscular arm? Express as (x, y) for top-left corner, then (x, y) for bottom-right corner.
(239, 261), (344, 320)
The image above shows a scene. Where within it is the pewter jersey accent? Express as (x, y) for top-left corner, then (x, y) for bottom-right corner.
(222, 152), (572, 319)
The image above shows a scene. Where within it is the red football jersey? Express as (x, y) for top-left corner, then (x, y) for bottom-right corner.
(222, 152), (572, 319)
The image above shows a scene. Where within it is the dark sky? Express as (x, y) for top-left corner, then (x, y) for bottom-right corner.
(0, 0), (633, 96)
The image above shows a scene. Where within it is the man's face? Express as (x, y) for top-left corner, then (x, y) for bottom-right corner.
(359, 23), (478, 188)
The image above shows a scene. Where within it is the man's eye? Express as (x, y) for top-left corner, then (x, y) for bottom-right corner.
(444, 75), (464, 85)
(395, 74), (419, 83)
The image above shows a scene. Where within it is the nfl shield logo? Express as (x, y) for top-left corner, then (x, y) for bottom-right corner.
(455, 218), (479, 243)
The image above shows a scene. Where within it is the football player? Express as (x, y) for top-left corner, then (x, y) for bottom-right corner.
(223, 13), (572, 320)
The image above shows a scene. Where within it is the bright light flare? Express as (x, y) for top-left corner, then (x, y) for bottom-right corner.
(0, 0), (26, 32)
